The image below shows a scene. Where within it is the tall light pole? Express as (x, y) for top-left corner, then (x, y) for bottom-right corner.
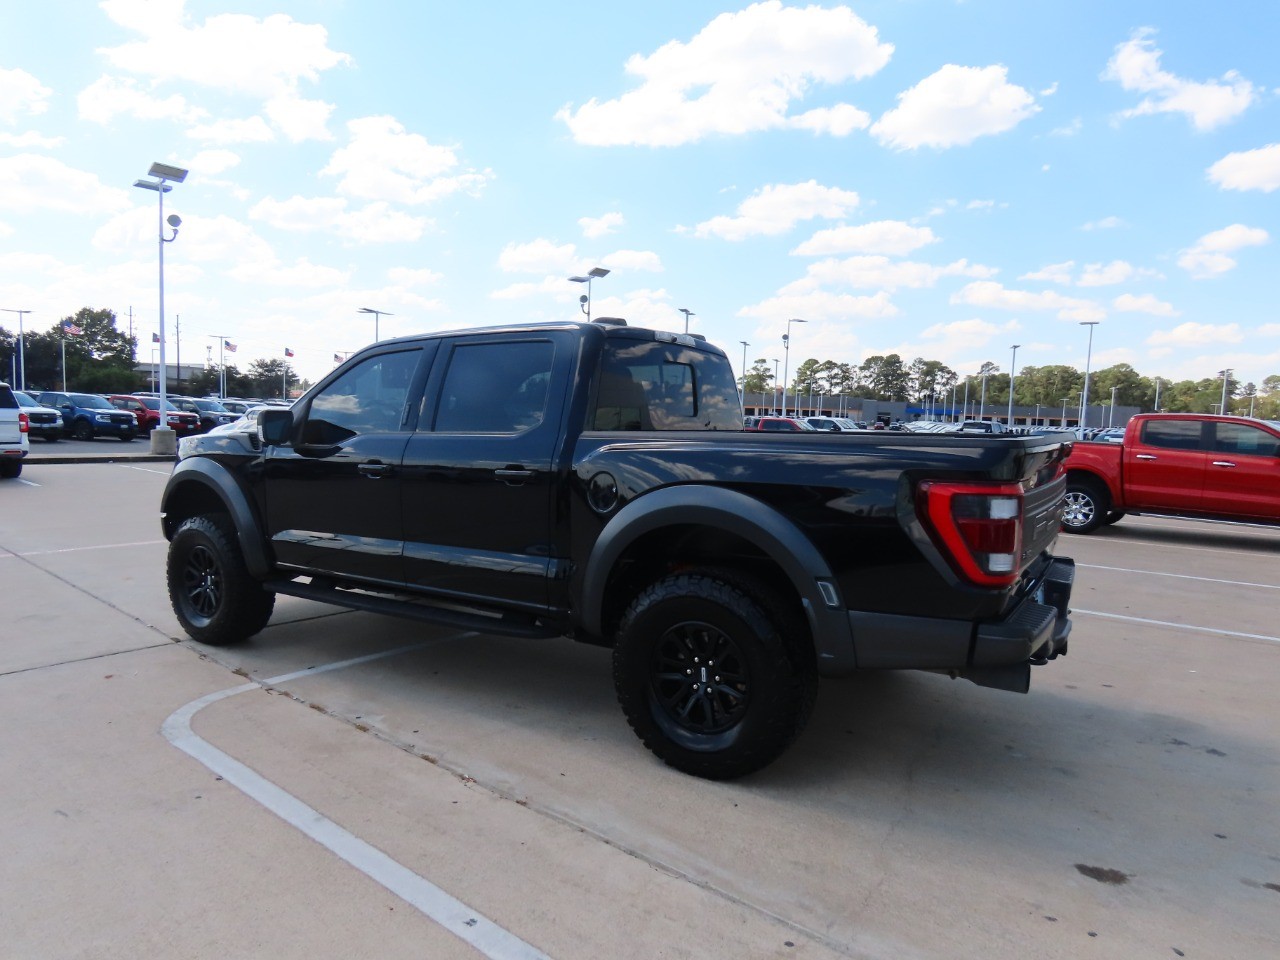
(358, 306), (393, 343)
(1007, 344), (1020, 425)
(134, 161), (187, 455)
(979, 371), (989, 419)
(1109, 385), (1118, 427)
(772, 359), (780, 413)
(1078, 321), (1100, 429)
(1153, 376), (1161, 412)
(1060, 396), (1072, 428)
(1220, 368), (1232, 416)
(568, 266), (610, 322)
(739, 340), (749, 405)
(0, 308), (29, 391)
(679, 307), (695, 333)
(781, 318), (806, 418)
(1247, 392), (1256, 418)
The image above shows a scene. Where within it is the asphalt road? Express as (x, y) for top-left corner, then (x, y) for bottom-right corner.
(2, 460), (1278, 959)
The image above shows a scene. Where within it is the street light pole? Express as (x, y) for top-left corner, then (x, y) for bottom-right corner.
(1079, 321), (1100, 429)
(772, 359), (780, 413)
(358, 307), (394, 343)
(1153, 377), (1161, 412)
(979, 371), (989, 420)
(1007, 344), (1020, 426)
(1220, 368), (1231, 416)
(568, 267), (610, 322)
(1109, 385), (1118, 427)
(134, 161), (187, 455)
(781, 318), (806, 418)
(679, 308), (695, 333)
(1060, 396), (1071, 428)
(0, 308), (29, 391)
(739, 340), (749, 406)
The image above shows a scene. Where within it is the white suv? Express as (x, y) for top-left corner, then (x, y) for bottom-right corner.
(0, 381), (31, 478)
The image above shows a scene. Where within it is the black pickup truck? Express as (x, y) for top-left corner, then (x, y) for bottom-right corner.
(161, 318), (1074, 778)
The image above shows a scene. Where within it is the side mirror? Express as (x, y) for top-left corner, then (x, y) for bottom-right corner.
(259, 408), (294, 446)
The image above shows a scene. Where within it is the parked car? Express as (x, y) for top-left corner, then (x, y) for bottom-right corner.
(14, 390), (62, 441)
(107, 395), (202, 435)
(162, 317), (1075, 779)
(168, 396), (238, 432)
(36, 391), (137, 441)
(959, 420), (1009, 434)
(219, 399), (254, 415)
(0, 381), (30, 477)
(744, 416), (816, 432)
(804, 416), (861, 432)
(1062, 413), (1280, 533)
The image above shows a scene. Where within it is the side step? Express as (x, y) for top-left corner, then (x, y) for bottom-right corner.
(264, 578), (563, 639)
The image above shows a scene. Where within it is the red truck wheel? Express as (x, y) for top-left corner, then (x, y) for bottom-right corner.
(1062, 479), (1110, 534)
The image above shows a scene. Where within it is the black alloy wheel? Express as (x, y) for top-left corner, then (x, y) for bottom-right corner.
(167, 515), (275, 646)
(71, 420), (93, 441)
(613, 568), (817, 779)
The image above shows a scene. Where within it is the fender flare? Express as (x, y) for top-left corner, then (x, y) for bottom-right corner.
(162, 458), (273, 578)
(580, 485), (856, 673)
(1065, 465), (1119, 507)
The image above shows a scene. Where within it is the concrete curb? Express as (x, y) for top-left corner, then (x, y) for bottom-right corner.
(24, 453), (176, 465)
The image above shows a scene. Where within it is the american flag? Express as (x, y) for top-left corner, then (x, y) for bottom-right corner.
(152, 332), (160, 343)
(334, 353), (343, 363)
(224, 340), (237, 353)
(284, 347), (295, 358)
(62, 320), (83, 335)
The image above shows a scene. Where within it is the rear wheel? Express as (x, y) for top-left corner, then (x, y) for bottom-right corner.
(613, 569), (817, 779)
(167, 515), (275, 646)
(0, 459), (21, 479)
(1062, 478), (1110, 534)
(1101, 510), (1126, 527)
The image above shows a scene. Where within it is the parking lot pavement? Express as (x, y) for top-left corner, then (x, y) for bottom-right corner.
(3, 462), (1279, 959)
(21, 435), (174, 464)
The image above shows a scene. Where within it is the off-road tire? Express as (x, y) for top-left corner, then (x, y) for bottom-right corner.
(167, 515), (275, 646)
(613, 568), (817, 779)
(1062, 478), (1111, 534)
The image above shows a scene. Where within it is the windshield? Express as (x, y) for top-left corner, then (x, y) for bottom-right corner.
(193, 399), (228, 412)
(14, 391), (42, 408)
(140, 397), (184, 412)
(70, 393), (114, 409)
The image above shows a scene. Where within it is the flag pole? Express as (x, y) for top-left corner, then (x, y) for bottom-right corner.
(60, 324), (66, 391)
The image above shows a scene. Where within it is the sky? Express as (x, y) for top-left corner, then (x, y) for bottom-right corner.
(1, 0), (1279, 390)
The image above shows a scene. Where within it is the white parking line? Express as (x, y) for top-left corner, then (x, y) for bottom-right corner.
(120, 464), (172, 475)
(162, 640), (549, 960)
(15, 477), (39, 487)
(4, 540), (167, 558)
(1078, 563), (1280, 590)
(1073, 608), (1280, 644)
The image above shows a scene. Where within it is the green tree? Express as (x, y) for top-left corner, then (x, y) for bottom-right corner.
(742, 358), (774, 395)
(860, 354), (910, 400)
(247, 358), (299, 399)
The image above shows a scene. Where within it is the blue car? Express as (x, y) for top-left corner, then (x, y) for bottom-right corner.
(36, 391), (138, 441)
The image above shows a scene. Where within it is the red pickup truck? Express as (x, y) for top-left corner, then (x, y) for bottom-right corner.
(1062, 413), (1280, 533)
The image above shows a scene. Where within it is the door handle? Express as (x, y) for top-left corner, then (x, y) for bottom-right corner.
(1211, 461), (1236, 468)
(358, 460), (391, 478)
(495, 468), (535, 485)
(1135, 454), (1158, 460)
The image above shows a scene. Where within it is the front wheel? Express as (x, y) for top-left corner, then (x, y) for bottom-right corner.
(1062, 479), (1111, 534)
(71, 420), (93, 441)
(613, 569), (817, 779)
(167, 515), (275, 645)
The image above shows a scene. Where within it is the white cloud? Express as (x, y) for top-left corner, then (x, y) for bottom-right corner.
(1078, 260), (1140, 286)
(579, 212), (624, 238)
(0, 67), (52, 123)
(186, 115), (274, 144)
(1146, 322), (1244, 347)
(1258, 324), (1280, 337)
(321, 116), (488, 205)
(0, 131), (63, 148)
(1050, 118), (1082, 137)
(784, 256), (995, 292)
(77, 75), (205, 125)
(230, 256), (350, 288)
(387, 267), (442, 287)
(264, 93), (336, 143)
(737, 289), (898, 322)
(870, 64), (1039, 150)
(189, 149), (240, 175)
(1178, 224), (1269, 278)
(602, 249), (663, 272)
(1113, 293), (1178, 316)
(0, 154), (131, 215)
(1103, 28), (1254, 131)
(498, 239), (579, 274)
(556, 1), (892, 146)
(248, 195), (430, 243)
(792, 220), (936, 256)
(1081, 216), (1124, 231)
(1208, 143), (1280, 193)
(1020, 261), (1074, 285)
(951, 281), (1105, 321)
(694, 181), (859, 240)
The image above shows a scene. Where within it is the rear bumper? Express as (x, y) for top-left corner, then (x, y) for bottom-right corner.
(841, 556), (1075, 692)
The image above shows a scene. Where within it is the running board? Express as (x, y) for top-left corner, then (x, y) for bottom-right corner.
(264, 578), (562, 639)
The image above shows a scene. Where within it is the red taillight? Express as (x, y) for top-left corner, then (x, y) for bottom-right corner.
(917, 481), (1024, 587)
(18, 412), (29, 434)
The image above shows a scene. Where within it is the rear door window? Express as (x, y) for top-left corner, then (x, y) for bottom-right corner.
(1140, 420), (1204, 451)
